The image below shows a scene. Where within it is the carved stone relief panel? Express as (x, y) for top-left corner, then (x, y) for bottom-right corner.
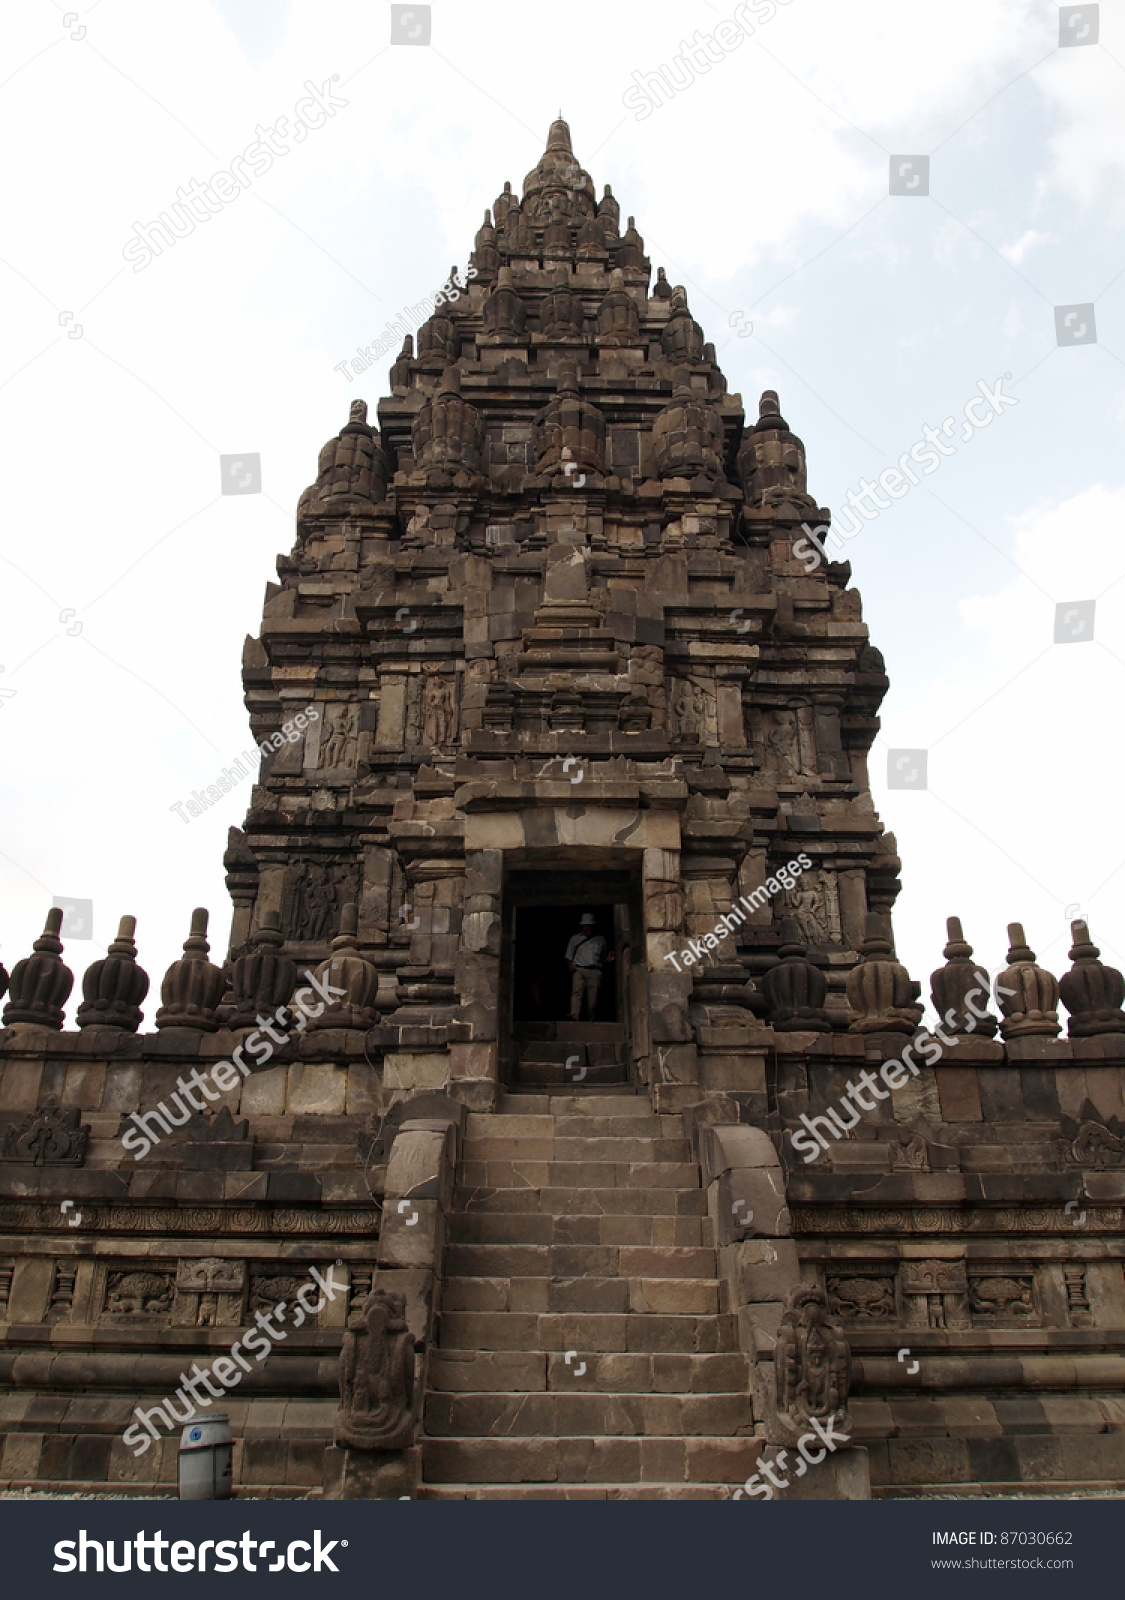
(782, 868), (842, 949)
(100, 1267), (175, 1323)
(900, 1259), (970, 1330)
(283, 860), (359, 942)
(668, 676), (716, 743)
(968, 1270), (1039, 1327)
(173, 1258), (247, 1328)
(825, 1270), (897, 1321)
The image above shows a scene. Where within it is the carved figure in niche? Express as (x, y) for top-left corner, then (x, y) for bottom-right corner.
(320, 704), (358, 769)
(766, 710), (800, 777)
(672, 678), (709, 741)
(787, 882), (828, 948)
(285, 861), (358, 942)
(335, 1287), (416, 1451)
(775, 1282), (851, 1440)
(422, 671), (458, 748)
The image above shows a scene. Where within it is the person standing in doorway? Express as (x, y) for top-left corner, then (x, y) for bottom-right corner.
(566, 912), (614, 1021)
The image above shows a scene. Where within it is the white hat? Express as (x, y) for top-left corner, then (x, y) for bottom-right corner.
(580, 912), (596, 925)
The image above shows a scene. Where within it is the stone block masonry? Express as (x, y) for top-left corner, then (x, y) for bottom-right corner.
(2, 120), (1123, 1500)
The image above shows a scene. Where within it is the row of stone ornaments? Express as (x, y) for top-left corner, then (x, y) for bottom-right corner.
(297, 365), (784, 530)
(757, 915), (1125, 1039)
(0, 904), (385, 1034)
(3, 904), (1121, 1043)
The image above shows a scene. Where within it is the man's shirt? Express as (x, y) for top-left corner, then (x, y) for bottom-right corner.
(566, 933), (607, 968)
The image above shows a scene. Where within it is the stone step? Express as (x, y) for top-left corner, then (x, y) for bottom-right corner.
(424, 1389), (754, 1437)
(441, 1274), (721, 1315)
(421, 1434), (762, 1485)
(447, 1212), (711, 1247)
(515, 1061), (629, 1087)
(454, 1186), (706, 1216)
(417, 1483), (737, 1500)
(462, 1134), (691, 1163)
(458, 1160), (701, 1191)
(497, 1093), (649, 1114)
(514, 1022), (627, 1043)
(516, 1042), (627, 1065)
(503, 1084), (637, 1098)
(426, 1349), (750, 1395)
(443, 1243), (718, 1281)
(437, 1309), (740, 1353)
(467, 1112), (681, 1140)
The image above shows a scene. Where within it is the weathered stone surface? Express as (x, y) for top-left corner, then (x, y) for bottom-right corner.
(0, 118), (1116, 1507)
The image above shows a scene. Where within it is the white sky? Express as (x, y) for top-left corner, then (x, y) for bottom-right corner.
(1, 0), (1123, 1022)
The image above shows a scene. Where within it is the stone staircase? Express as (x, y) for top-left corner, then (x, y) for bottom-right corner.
(511, 1022), (630, 1088)
(418, 1091), (761, 1499)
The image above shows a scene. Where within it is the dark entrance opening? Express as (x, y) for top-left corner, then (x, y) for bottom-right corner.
(513, 903), (617, 1023)
(499, 858), (644, 1089)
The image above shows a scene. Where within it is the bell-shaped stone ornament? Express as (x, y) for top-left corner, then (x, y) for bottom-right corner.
(76, 915), (150, 1031)
(227, 910), (298, 1031)
(661, 286), (705, 363)
(155, 908), (227, 1031)
(411, 365), (487, 475)
(652, 370), (725, 482)
(301, 903), (380, 1033)
(482, 265), (527, 343)
(929, 916), (997, 1036)
(595, 269), (640, 347)
(534, 359), (606, 479)
(1059, 919), (1125, 1037)
(2, 907), (74, 1029)
(845, 913), (923, 1035)
(996, 923), (1060, 1039)
(761, 918), (831, 1032)
(296, 399), (389, 530)
(737, 390), (814, 511)
(471, 209), (499, 278)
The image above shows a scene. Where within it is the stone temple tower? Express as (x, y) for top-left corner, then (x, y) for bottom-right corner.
(228, 116), (899, 1113)
(4, 120), (1122, 1502)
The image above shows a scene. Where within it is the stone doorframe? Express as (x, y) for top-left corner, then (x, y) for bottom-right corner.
(460, 803), (686, 1102)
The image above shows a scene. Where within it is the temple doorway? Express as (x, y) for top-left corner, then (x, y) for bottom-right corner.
(499, 859), (643, 1089)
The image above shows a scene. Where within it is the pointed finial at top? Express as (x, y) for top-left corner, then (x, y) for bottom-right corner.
(754, 389), (790, 432)
(547, 117), (573, 152)
(942, 916), (972, 959)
